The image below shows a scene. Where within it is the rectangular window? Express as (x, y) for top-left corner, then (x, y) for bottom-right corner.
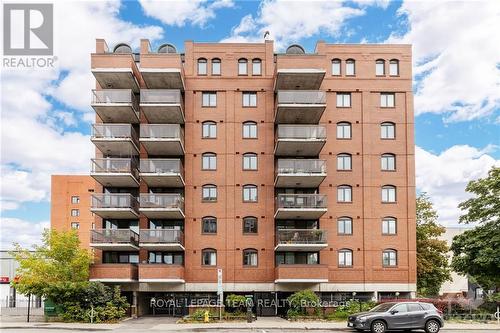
(202, 154), (217, 170)
(242, 92), (257, 107)
(243, 155), (257, 170)
(381, 123), (395, 139)
(337, 155), (352, 170)
(202, 251), (216, 266)
(336, 93), (351, 107)
(243, 186), (258, 202)
(382, 218), (397, 235)
(346, 61), (355, 76)
(383, 251), (397, 266)
(381, 155), (396, 171)
(202, 218), (217, 234)
(198, 60), (207, 75)
(337, 187), (352, 202)
(382, 187), (396, 203)
(202, 92), (217, 107)
(212, 60), (221, 75)
(389, 61), (399, 76)
(337, 218), (352, 235)
(243, 217), (258, 234)
(243, 251), (258, 266)
(243, 123), (257, 138)
(71, 196), (80, 204)
(238, 61), (248, 75)
(252, 61), (261, 75)
(336, 123), (351, 139)
(380, 93), (395, 107)
(332, 60), (341, 75)
(338, 251), (352, 267)
(202, 122), (217, 138)
(376, 62), (385, 76)
(71, 209), (79, 217)
(202, 186), (217, 201)
(71, 222), (80, 229)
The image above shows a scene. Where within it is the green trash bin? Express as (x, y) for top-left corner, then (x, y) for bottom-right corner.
(44, 299), (58, 317)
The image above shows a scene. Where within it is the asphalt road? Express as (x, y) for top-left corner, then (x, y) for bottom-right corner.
(1, 329), (496, 333)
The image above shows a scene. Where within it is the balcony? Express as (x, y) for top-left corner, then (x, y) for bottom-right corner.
(140, 89), (184, 124)
(274, 264), (328, 283)
(90, 193), (139, 219)
(275, 229), (328, 251)
(89, 264), (138, 282)
(275, 194), (327, 219)
(89, 229), (139, 251)
(275, 91), (326, 124)
(139, 194), (185, 219)
(139, 229), (184, 251)
(275, 69), (325, 91)
(91, 89), (139, 123)
(275, 159), (326, 188)
(139, 159), (184, 187)
(138, 264), (185, 283)
(91, 158), (139, 187)
(91, 53), (139, 92)
(140, 51), (184, 90)
(140, 124), (184, 156)
(274, 125), (326, 157)
(91, 124), (139, 156)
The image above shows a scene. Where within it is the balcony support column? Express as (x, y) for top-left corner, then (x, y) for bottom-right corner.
(131, 291), (138, 319)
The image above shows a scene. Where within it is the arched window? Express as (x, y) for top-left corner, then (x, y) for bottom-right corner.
(376, 59), (385, 76)
(202, 121), (217, 139)
(243, 184), (258, 202)
(202, 184), (217, 202)
(243, 248), (258, 266)
(337, 217), (353, 235)
(382, 217), (397, 235)
(338, 249), (353, 267)
(332, 58), (341, 76)
(337, 185), (352, 202)
(197, 58), (207, 75)
(238, 58), (248, 75)
(242, 216), (258, 234)
(381, 185), (396, 203)
(243, 153), (257, 170)
(337, 153), (352, 170)
(382, 249), (397, 266)
(211, 58), (221, 75)
(389, 59), (399, 76)
(380, 122), (395, 139)
(252, 59), (262, 75)
(202, 216), (217, 234)
(202, 248), (217, 266)
(381, 153), (396, 171)
(202, 153), (217, 170)
(336, 122), (351, 139)
(242, 121), (257, 138)
(346, 59), (355, 76)
(157, 43), (176, 54)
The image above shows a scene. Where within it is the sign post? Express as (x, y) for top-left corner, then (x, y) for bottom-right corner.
(217, 268), (223, 320)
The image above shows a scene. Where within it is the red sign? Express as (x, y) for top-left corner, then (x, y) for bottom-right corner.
(0, 276), (9, 283)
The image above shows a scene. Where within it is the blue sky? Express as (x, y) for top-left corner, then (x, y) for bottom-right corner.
(1, 0), (499, 248)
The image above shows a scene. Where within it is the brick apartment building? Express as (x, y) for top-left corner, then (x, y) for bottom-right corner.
(53, 38), (416, 316)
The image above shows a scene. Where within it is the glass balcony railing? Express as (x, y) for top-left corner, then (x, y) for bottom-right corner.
(276, 194), (327, 209)
(277, 90), (326, 105)
(139, 159), (183, 176)
(276, 159), (326, 175)
(139, 229), (184, 245)
(139, 194), (184, 211)
(140, 124), (183, 140)
(276, 229), (327, 245)
(91, 158), (138, 176)
(91, 89), (138, 108)
(91, 124), (138, 142)
(140, 89), (183, 106)
(276, 125), (326, 140)
(90, 229), (139, 246)
(91, 193), (138, 210)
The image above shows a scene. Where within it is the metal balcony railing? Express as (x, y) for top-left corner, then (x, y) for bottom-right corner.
(276, 159), (326, 175)
(91, 158), (138, 177)
(90, 229), (139, 246)
(139, 159), (183, 176)
(140, 124), (183, 140)
(91, 193), (138, 210)
(91, 124), (138, 142)
(139, 229), (184, 245)
(91, 89), (138, 108)
(276, 125), (326, 140)
(277, 90), (326, 105)
(139, 194), (184, 211)
(276, 194), (327, 209)
(140, 89), (183, 106)
(276, 229), (327, 245)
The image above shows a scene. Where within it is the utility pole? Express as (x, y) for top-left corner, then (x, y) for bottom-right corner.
(26, 294), (31, 323)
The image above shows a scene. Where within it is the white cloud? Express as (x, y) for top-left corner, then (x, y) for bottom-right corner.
(0, 218), (49, 250)
(222, 0), (365, 49)
(139, 0), (234, 27)
(415, 145), (500, 226)
(387, 1), (500, 122)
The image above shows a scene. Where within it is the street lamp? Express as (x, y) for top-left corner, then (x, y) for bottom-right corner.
(395, 292), (400, 300)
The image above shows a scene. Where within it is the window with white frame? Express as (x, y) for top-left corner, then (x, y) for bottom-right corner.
(71, 222), (80, 229)
(376, 59), (385, 76)
(202, 92), (217, 107)
(243, 121), (257, 138)
(381, 153), (396, 171)
(242, 92), (257, 107)
(211, 58), (221, 75)
(389, 59), (399, 76)
(337, 217), (353, 235)
(336, 122), (351, 139)
(202, 153), (217, 170)
(382, 249), (397, 266)
(202, 121), (217, 138)
(238, 58), (248, 75)
(71, 209), (79, 217)
(337, 185), (352, 202)
(381, 185), (396, 203)
(382, 217), (397, 235)
(243, 249), (258, 266)
(332, 58), (341, 75)
(346, 59), (355, 76)
(381, 122), (395, 139)
(380, 93), (395, 107)
(338, 249), (353, 267)
(202, 184), (217, 202)
(252, 59), (262, 75)
(202, 248), (217, 266)
(337, 153), (352, 170)
(336, 93), (351, 107)
(243, 184), (258, 202)
(71, 196), (80, 204)
(197, 58), (207, 75)
(243, 153), (257, 170)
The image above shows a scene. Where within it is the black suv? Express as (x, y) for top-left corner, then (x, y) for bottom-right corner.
(347, 302), (444, 333)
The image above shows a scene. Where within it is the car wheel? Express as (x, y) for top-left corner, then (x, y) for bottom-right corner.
(425, 319), (440, 333)
(371, 320), (386, 333)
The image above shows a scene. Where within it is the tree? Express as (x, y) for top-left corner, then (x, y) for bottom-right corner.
(416, 193), (451, 297)
(10, 229), (92, 298)
(451, 166), (500, 290)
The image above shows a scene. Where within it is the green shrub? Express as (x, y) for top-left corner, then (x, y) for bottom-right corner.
(287, 290), (320, 317)
(191, 309), (207, 321)
(225, 294), (248, 312)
